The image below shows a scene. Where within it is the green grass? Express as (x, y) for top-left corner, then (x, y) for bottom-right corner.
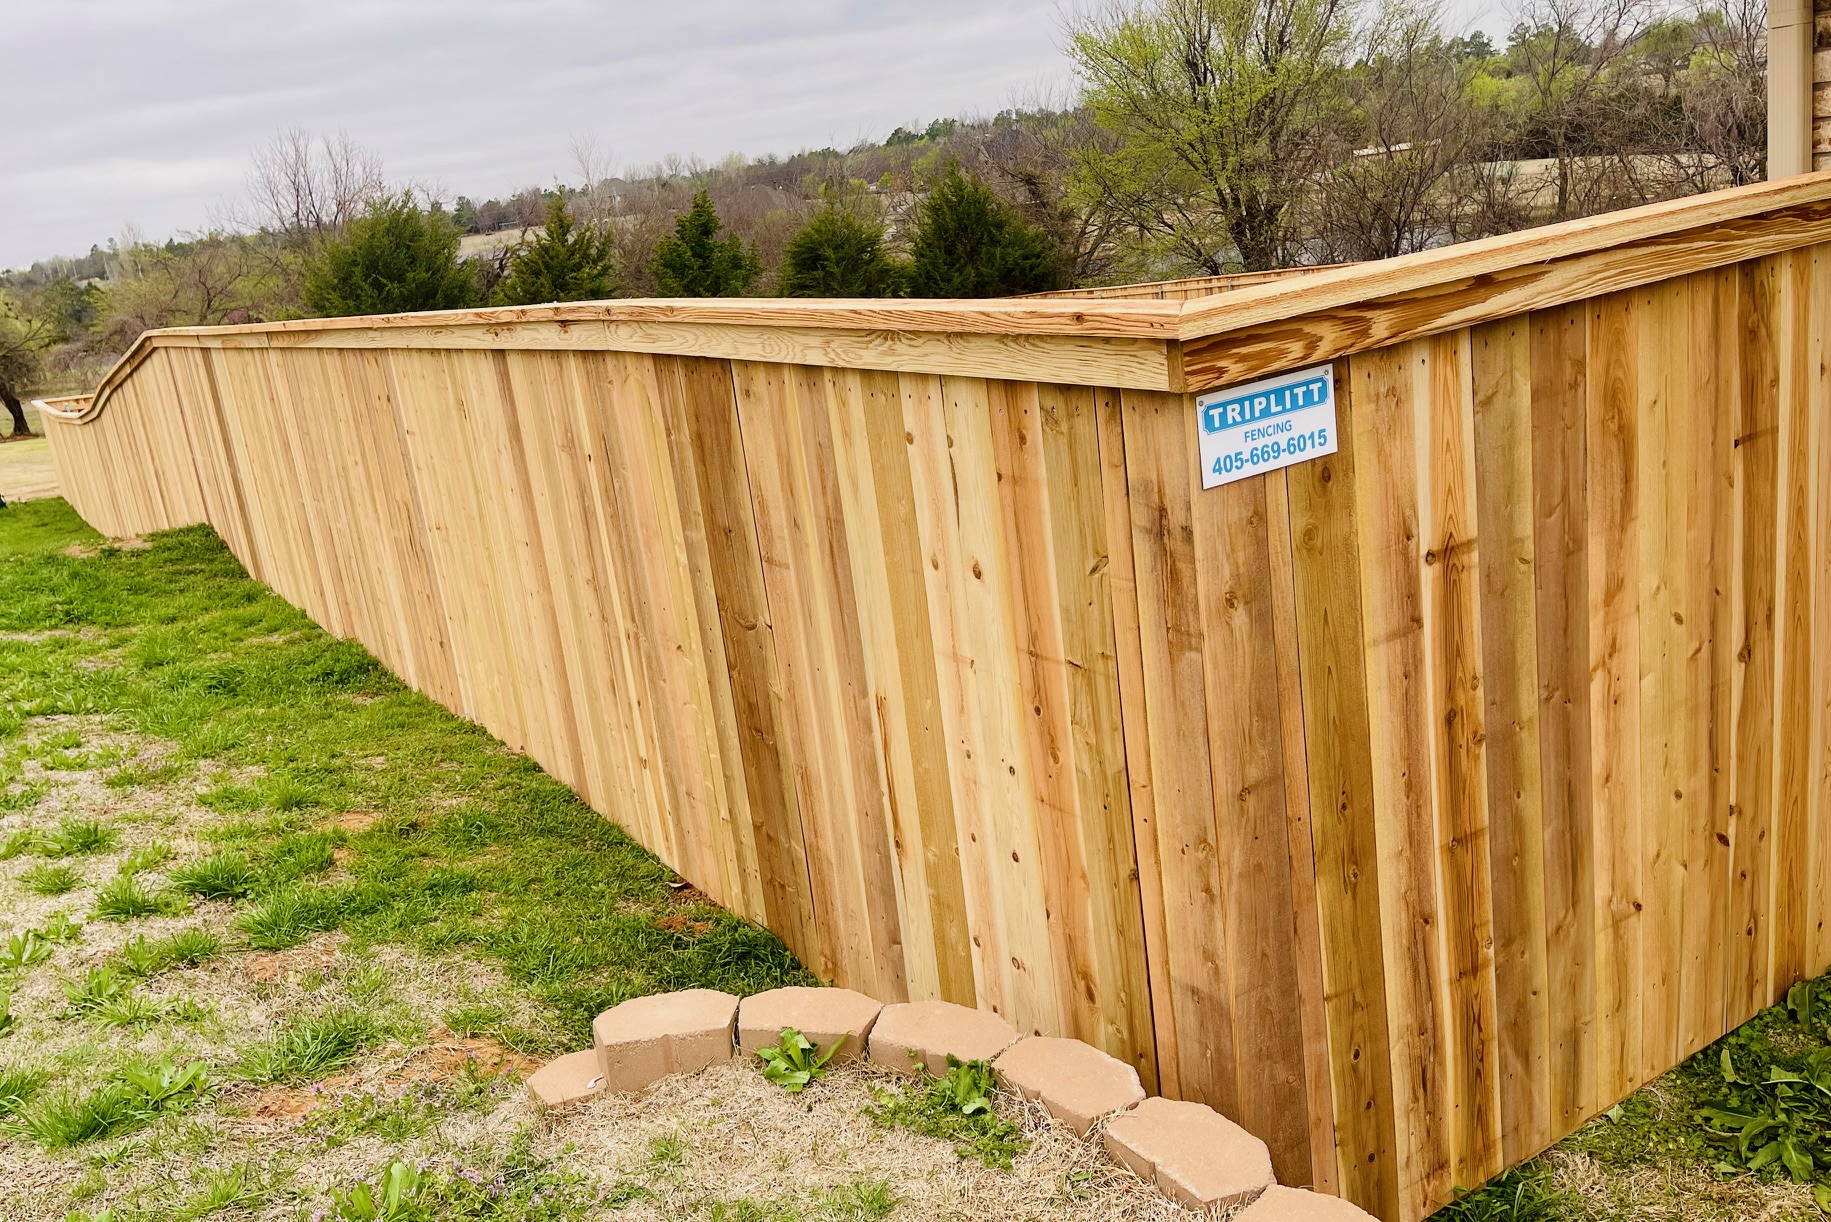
(117, 841), (173, 874)
(90, 872), (185, 920)
(15, 1058), (207, 1149)
(233, 1007), (380, 1083)
(17, 861), (81, 895)
(41, 816), (118, 857)
(0, 501), (809, 1053)
(866, 1058), (1026, 1170)
(306, 1088), (439, 1144)
(62, 965), (130, 1014)
(160, 1163), (274, 1221)
(236, 881), (353, 949)
(0, 1063), (48, 1115)
(167, 849), (258, 899)
(113, 929), (221, 976)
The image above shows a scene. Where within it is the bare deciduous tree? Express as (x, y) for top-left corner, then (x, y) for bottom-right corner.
(1504, 0), (1661, 220)
(1305, 1), (1491, 260)
(244, 129), (385, 244)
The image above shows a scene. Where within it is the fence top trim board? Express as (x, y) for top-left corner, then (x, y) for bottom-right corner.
(40, 169), (1831, 426)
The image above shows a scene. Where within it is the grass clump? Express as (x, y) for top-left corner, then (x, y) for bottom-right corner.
(442, 1001), (509, 1038)
(0, 829), (42, 860)
(18, 861), (82, 895)
(866, 1056), (1025, 1170)
(237, 882), (350, 949)
(308, 1089), (438, 1144)
(0, 1062), (48, 1115)
(14, 1057), (208, 1148)
(167, 849), (258, 899)
(260, 830), (341, 885)
(117, 841), (173, 874)
(42, 817), (118, 857)
(90, 872), (185, 920)
(114, 929), (221, 976)
(235, 1008), (379, 1083)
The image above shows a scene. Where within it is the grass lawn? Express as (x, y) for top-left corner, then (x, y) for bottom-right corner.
(0, 415), (57, 503)
(0, 500), (1201, 1222)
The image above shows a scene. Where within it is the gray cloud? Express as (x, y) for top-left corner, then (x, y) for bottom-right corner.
(0, 0), (1069, 268)
(1, 0), (1511, 271)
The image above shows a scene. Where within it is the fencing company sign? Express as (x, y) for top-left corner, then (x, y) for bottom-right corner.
(1196, 363), (1338, 490)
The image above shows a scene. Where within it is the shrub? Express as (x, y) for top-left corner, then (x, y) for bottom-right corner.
(651, 190), (760, 297)
(493, 195), (618, 305)
(779, 202), (904, 297)
(304, 192), (477, 317)
(905, 163), (1064, 298)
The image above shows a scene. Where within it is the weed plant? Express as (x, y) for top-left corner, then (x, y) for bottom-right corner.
(866, 1056), (1025, 1169)
(11, 1057), (207, 1149)
(0, 930), (54, 970)
(755, 1026), (838, 1092)
(117, 842), (173, 874)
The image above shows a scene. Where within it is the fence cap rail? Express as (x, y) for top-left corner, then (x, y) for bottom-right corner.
(45, 170), (1831, 425)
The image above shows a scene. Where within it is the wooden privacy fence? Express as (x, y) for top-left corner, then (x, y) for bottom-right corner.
(39, 173), (1831, 1222)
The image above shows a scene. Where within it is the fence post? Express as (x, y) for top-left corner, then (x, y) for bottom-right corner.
(1772, 0), (1814, 178)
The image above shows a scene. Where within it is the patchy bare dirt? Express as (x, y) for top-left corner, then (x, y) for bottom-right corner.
(0, 716), (1213, 1222)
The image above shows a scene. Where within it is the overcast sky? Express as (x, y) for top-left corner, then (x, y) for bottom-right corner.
(0, 0), (1512, 272)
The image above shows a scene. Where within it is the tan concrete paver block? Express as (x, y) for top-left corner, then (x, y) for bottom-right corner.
(526, 1049), (604, 1109)
(592, 988), (738, 1093)
(867, 1001), (1020, 1075)
(1236, 1185), (1379, 1222)
(992, 1036), (1145, 1137)
(738, 986), (882, 1063)
(1103, 1096), (1274, 1210)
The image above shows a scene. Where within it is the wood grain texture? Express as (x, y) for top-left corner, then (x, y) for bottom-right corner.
(43, 222), (1831, 1222)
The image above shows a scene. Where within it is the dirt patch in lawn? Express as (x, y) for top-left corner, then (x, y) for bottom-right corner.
(0, 713), (1208, 1222)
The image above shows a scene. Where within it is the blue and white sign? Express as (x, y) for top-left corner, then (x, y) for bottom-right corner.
(1197, 363), (1338, 489)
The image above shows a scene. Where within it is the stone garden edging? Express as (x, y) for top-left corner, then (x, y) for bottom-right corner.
(525, 988), (1373, 1220)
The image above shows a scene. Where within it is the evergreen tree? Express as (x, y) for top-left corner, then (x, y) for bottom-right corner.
(651, 190), (760, 297)
(303, 192), (477, 317)
(493, 195), (619, 306)
(779, 201), (905, 297)
(906, 164), (1064, 298)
